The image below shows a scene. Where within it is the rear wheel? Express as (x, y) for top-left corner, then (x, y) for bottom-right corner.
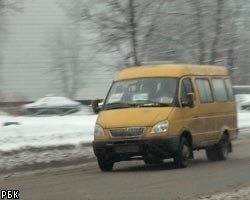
(206, 134), (230, 161)
(97, 158), (114, 172)
(174, 137), (191, 168)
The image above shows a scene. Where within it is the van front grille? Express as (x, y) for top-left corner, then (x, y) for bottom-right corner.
(109, 127), (146, 138)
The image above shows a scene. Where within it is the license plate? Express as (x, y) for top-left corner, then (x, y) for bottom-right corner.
(114, 145), (139, 153)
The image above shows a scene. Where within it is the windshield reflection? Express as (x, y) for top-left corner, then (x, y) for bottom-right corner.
(103, 78), (178, 110)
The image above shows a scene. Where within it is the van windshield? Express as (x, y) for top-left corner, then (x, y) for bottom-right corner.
(103, 77), (178, 110)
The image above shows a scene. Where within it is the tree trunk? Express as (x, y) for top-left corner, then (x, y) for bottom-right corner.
(210, 0), (224, 65)
(190, 0), (206, 64)
(128, 0), (140, 66)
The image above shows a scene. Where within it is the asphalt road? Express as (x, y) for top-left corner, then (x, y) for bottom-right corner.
(1, 136), (250, 200)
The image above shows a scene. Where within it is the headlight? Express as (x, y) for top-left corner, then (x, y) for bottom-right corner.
(151, 120), (169, 134)
(94, 124), (105, 136)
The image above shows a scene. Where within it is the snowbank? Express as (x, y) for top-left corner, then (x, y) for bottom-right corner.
(0, 115), (97, 151)
(0, 113), (97, 173)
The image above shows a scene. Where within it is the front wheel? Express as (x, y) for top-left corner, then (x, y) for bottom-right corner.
(174, 137), (191, 168)
(97, 158), (114, 172)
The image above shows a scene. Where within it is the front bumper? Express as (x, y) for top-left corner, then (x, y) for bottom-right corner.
(93, 135), (180, 162)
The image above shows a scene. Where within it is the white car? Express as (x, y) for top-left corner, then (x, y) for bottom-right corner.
(22, 96), (91, 116)
(0, 110), (9, 116)
(235, 94), (250, 111)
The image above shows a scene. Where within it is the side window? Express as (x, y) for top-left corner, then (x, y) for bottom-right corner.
(212, 79), (228, 102)
(225, 79), (235, 101)
(196, 78), (213, 103)
(181, 78), (193, 103)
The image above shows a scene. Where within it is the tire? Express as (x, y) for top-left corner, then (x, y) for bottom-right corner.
(174, 137), (191, 168)
(97, 158), (114, 172)
(206, 134), (230, 161)
(217, 135), (230, 160)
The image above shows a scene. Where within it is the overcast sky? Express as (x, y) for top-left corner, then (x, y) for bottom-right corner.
(1, 0), (64, 100)
(1, 0), (117, 101)
(3, 0), (66, 64)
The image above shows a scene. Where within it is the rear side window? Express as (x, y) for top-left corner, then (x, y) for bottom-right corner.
(212, 79), (228, 102)
(225, 79), (235, 101)
(196, 79), (213, 103)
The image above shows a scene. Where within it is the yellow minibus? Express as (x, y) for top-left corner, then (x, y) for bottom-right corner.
(93, 64), (237, 171)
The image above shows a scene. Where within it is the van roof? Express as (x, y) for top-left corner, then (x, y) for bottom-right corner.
(114, 64), (229, 81)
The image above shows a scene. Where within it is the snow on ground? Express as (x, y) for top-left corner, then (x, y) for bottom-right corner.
(0, 110), (250, 174)
(0, 113), (97, 173)
(237, 111), (250, 129)
(0, 114), (97, 151)
(1, 111), (249, 152)
(191, 187), (250, 200)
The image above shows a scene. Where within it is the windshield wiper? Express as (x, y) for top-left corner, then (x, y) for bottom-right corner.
(134, 100), (170, 107)
(104, 101), (170, 110)
(104, 102), (137, 110)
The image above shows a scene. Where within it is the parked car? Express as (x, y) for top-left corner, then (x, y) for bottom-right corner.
(235, 94), (250, 111)
(22, 96), (90, 116)
(0, 110), (9, 116)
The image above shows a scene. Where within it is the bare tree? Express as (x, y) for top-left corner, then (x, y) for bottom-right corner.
(184, 0), (244, 67)
(82, 0), (246, 69)
(128, 0), (139, 65)
(226, 1), (243, 68)
(55, 0), (250, 86)
(209, 0), (224, 65)
(188, 0), (206, 64)
(81, 0), (170, 67)
(49, 0), (95, 98)
(49, 25), (84, 99)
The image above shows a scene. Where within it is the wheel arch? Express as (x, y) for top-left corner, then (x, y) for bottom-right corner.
(179, 128), (193, 147)
(219, 125), (231, 139)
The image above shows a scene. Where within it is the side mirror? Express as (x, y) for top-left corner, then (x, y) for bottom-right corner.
(91, 100), (102, 114)
(182, 93), (194, 108)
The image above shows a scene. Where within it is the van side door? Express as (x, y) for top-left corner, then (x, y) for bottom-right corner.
(180, 77), (203, 147)
(180, 77), (217, 147)
(194, 78), (217, 144)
